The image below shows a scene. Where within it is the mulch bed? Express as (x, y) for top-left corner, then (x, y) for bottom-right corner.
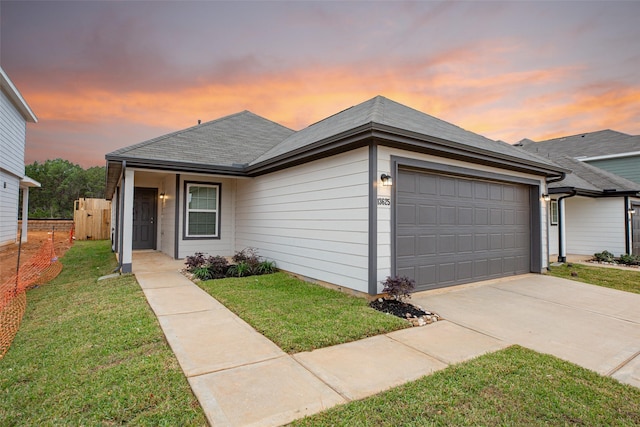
(370, 298), (441, 326)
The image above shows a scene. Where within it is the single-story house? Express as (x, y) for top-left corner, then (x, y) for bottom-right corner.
(106, 96), (567, 295)
(519, 137), (640, 258)
(0, 66), (40, 248)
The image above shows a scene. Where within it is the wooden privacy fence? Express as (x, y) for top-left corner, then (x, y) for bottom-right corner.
(73, 198), (111, 240)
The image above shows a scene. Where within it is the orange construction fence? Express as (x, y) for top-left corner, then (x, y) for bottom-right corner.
(0, 231), (63, 358)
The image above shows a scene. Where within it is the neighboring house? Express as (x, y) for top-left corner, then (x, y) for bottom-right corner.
(0, 67), (39, 248)
(522, 130), (640, 184)
(519, 136), (640, 258)
(106, 96), (566, 295)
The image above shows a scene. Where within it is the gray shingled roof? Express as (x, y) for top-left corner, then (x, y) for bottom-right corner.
(251, 96), (555, 167)
(519, 130), (640, 158)
(107, 111), (294, 167)
(546, 155), (639, 193)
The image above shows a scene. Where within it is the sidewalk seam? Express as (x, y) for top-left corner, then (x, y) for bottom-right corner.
(187, 354), (288, 379)
(292, 356), (353, 403)
(606, 350), (640, 377)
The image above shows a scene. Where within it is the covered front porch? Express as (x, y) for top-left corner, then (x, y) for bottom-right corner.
(107, 166), (241, 274)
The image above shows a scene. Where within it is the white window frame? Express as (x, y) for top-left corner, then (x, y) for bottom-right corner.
(184, 182), (220, 239)
(549, 199), (558, 226)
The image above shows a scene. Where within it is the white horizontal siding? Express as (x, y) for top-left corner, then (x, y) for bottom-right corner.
(0, 90), (26, 177)
(236, 147), (370, 293)
(0, 171), (19, 246)
(565, 196), (626, 256)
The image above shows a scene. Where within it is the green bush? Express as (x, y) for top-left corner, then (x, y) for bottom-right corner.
(593, 250), (615, 263)
(618, 253), (640, 266)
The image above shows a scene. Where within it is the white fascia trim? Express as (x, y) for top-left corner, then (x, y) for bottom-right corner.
(0, 66), (38, 123)
(20, 175), (41, 188)
(576, 151), (640, 162)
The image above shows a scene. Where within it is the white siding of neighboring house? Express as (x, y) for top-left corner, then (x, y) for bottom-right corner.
(1, 90), (26, 177)
(0, 171), (20, 246)
(0, 89), (27, 247)
(177, 174), (237, 259)
(376, 146), (549, 293)
(564, 196), (626, 256)
(235, 147), (370, 293)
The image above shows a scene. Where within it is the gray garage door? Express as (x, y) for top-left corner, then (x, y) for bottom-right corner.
(396, 168), (530, 291)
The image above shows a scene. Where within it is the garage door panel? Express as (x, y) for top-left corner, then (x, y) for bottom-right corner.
(419, 205), (437, 225)
(418, 235), (437, 255)
(397, 204), (416, 225)
(397, 235), (415, 257)
(397, 169), (531, 291)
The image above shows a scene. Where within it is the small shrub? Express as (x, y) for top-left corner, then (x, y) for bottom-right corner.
(232, 247), (260, 265)
(228, 261), (252, 277)
(206, 255), (230, 279)
(593, 250), (615, 263)
(192, 266), (213, 280)
(382, 275), (416, 301)
(257, 260), (277, 275)
(619, 254), (640, 266)
(185, 252), (207, 271)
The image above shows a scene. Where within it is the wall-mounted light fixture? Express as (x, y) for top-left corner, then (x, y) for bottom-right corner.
(381, 174), (393, 187)
(160, 193), (165, 200)
(542, 194), (551, 202)
(628, 208), (636, 216)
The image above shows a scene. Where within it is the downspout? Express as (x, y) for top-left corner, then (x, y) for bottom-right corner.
(544, 172), (566, 269)
(557, 189), (577, 262)
(114, 160), (126, 273)
(624, 196), (631, 255)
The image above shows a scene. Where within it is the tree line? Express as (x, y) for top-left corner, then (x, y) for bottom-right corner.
(22, 159), (106, 219)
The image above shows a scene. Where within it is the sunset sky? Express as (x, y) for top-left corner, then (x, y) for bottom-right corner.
(2, 0), (639, 167)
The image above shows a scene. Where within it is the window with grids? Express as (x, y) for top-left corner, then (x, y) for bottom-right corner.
(185, 183), (219, 237)
(550, 199), (558, 226)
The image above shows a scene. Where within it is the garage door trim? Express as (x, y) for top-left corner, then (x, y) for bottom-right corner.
(391, 156), (542, 288)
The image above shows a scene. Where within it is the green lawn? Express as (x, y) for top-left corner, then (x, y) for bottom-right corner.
(547, 263), (640, 294)
(292, 345), (640, 426)
(197, 273), (409, 353)
(0, 241), (206, 426)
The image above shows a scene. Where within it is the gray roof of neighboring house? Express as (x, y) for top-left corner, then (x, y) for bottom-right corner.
(107, 111), (294, 167)
(518, 129), (640, 158)
(545, 155), (639, 194)
(251, 96), (553, 167)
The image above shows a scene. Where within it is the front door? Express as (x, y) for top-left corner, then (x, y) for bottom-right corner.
(633, 204), (640, 256)
(133, 187), (157, 250)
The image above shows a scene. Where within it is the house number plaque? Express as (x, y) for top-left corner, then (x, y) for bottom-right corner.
(377, 198), (391, 206)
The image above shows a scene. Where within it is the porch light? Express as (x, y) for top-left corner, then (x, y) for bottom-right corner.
(381, 174), (393, 187)
(542, 194), (551, 202)
(160, 193), (165, 200)
(629, 208), (636, 216)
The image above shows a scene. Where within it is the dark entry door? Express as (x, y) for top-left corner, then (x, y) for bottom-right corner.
(133, 188), (157, 250)
(633, 204), (640, 256)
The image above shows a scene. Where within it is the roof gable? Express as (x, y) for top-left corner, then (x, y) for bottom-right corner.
(251, 96), (552, 167)
(0, 66), (37, 123)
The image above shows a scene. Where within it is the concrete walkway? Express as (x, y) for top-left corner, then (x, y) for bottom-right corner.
(133, 252), (507, 427)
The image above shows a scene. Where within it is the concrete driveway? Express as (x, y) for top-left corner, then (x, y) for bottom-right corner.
(412, 274), (640, 388)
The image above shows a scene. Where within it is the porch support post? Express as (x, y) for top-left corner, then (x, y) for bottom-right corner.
(21, 186), (29, 243)
(121, 168), (135, 273)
